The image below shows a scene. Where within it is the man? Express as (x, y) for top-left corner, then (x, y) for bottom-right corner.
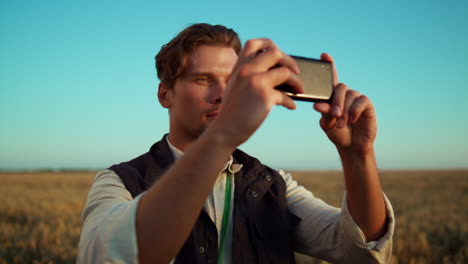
(77, 23), (394, 264)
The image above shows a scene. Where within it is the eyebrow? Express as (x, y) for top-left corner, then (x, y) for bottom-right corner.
(185, 72), (215, 77)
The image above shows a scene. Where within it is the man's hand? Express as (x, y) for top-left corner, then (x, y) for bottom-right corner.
(313, 53), (377, 155)
(208, 39), (304, 149)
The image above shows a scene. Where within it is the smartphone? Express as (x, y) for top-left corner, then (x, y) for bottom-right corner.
(276, 55), (334, 103)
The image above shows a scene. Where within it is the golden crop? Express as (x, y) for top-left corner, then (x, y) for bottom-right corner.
(1, 170), (467, 263)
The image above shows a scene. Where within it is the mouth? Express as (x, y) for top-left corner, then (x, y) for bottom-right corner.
(206, 111), (220, 119)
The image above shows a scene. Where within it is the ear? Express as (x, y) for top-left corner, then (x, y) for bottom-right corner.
(157, 82), (173, 109)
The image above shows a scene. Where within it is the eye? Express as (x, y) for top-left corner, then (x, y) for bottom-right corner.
(195, 76), (210, 85)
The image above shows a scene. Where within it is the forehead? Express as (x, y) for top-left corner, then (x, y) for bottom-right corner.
(184, 45), (238, 75)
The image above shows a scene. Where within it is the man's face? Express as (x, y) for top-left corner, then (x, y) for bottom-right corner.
(167, 45), (238, 141)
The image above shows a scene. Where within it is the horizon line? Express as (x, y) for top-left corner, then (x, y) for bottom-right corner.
(1, 167), (468, 173)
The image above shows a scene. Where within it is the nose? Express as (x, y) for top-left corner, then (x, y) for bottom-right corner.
(210, 80), (226, 104)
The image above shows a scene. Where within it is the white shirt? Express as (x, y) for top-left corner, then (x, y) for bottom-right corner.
(77, 139), (395, 264)
(168, 139), (240, 264)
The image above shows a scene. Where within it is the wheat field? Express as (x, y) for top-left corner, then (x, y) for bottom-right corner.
(1, 170), (467, 263)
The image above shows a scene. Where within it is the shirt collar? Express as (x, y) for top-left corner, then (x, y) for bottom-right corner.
(166, 135), (243, 173)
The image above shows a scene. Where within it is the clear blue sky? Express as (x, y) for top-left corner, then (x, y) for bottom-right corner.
(1, 0), (467, 170)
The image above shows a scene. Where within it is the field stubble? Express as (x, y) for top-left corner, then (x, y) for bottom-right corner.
(1, 170), (467, 263)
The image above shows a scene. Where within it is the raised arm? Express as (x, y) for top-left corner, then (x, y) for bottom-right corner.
(313, 53), (387, 241)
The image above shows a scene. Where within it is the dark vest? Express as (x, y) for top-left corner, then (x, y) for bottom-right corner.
(109, 136), (301, 263)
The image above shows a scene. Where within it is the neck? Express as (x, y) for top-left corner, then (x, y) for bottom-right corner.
(167, 131), (197, 152)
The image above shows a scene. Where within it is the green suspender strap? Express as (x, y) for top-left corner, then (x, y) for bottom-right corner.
(218, 171), (232, 264)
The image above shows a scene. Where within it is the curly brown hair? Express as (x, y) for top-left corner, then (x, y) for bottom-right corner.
(155, 23), (242, 89)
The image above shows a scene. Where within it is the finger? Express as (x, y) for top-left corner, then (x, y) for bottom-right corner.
(240, 42), (300, 77)
(313, 102), (331, 115)
(320, 53), (339, 86)
(313, 102), (336, 129)
(330, 83), (348, 118)
(261, 66), (304, 94)
(320, 115), (337, 130)
(239, 38), (276, 64)
(339, 90), (361, 128)
(275, 90), (297, 110)
(348, 95), (375, 124)
(255, 49), (300, 74)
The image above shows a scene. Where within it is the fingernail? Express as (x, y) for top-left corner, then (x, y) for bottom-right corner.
(332, 105), (341, 117)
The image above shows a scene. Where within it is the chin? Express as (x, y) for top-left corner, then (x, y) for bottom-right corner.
(192, 125), (209, 139)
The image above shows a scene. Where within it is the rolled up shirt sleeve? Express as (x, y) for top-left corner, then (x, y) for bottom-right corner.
(278, 170), (395, 264)
(77, 170), (142, 264)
